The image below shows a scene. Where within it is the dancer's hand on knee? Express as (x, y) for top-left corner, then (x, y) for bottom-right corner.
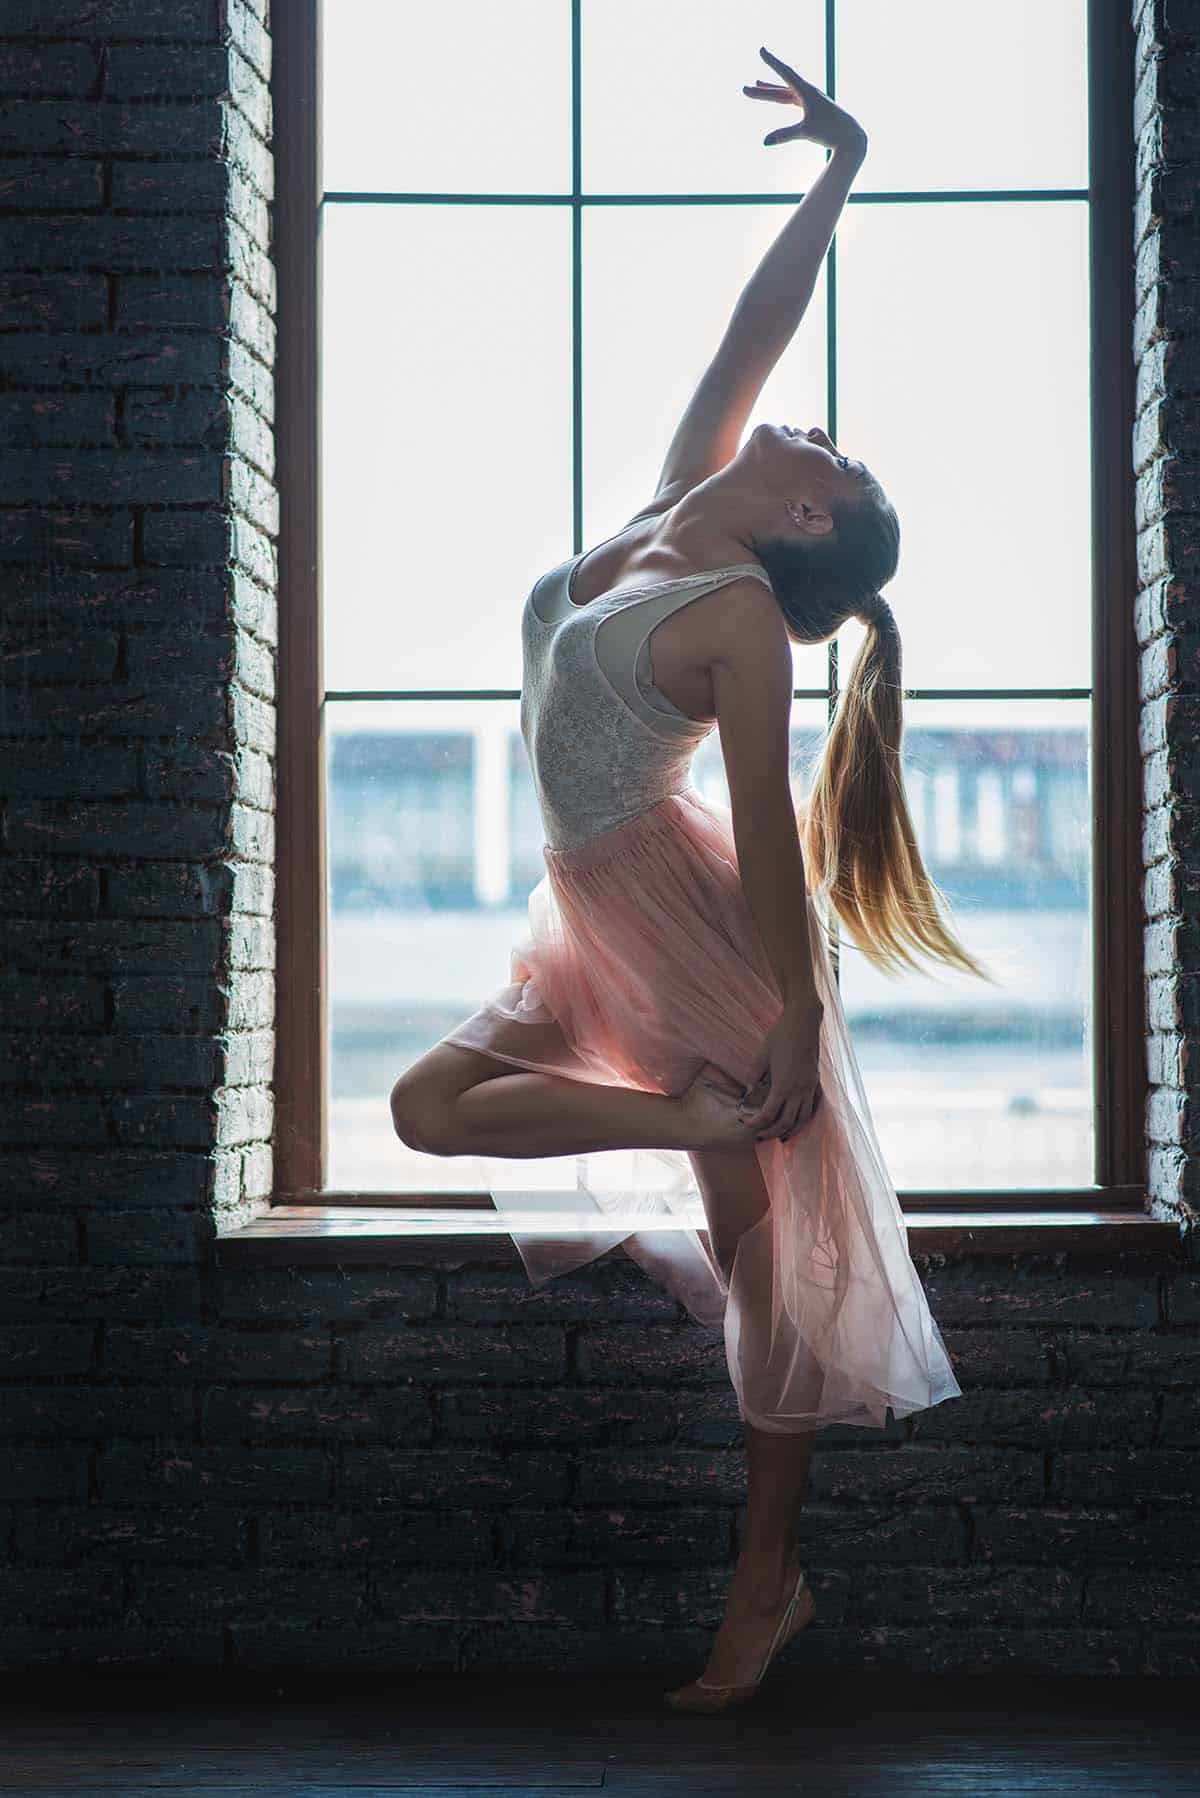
(738, 999), (824, 1141)
(680, 1063), (759, 1151)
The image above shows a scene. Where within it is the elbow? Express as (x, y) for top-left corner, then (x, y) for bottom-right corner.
(731, 786), (802, 844)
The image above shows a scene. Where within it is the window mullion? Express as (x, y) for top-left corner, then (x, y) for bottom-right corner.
(571, 0), (583, 555)
(825, 0), (841, 983)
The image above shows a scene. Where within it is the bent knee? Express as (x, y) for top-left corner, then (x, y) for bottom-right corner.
(389, 1071), (464, 1157)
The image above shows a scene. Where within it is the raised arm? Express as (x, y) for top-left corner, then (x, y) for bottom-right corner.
(654, 49), (867, 499)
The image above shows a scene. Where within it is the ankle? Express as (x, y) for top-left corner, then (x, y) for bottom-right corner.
(729, 1548), (799, 1606)
(736, 1540), (798, 1572)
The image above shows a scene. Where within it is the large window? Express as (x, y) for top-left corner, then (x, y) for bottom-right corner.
(275, 1), (1141, 1207)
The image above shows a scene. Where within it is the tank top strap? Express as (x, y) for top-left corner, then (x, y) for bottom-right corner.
(696, 561), (774, 592)
(593, 563), (776, 739)
(589, 562), (773, 628)
(611, 562), (773, 602)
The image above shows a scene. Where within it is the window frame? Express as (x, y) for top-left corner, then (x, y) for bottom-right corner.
(272, 0), (1144, 1213)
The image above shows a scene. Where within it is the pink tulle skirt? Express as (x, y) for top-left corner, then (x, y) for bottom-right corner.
(443, 786), (962, 1433)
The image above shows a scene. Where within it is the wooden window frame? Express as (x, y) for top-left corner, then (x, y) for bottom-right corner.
(272, 0), (1144, 1216)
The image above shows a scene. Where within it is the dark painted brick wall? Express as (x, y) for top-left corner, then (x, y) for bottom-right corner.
(0, 0), (277, 1238)
(0, 1), (1197, 1678)
(4, 1245), (1200, 1674)
(1137, 0), (1200, 1223)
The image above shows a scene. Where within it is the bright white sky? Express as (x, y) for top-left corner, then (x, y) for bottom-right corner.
(318, 0), (1090, 715)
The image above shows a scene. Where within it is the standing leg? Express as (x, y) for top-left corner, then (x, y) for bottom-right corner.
(686, 1145), (817, 1687)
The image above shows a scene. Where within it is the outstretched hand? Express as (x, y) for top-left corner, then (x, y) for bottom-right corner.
(744, 46), (867, 157)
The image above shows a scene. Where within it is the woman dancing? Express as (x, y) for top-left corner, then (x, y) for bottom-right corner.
(390, 49), (987, 1712)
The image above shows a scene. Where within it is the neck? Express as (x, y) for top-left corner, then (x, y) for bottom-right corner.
(649, 468), (768, 570)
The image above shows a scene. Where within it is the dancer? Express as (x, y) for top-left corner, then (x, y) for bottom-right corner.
(390, 49), (984, 1712)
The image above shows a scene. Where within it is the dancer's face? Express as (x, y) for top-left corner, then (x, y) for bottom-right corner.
(745, 423), (875, 539)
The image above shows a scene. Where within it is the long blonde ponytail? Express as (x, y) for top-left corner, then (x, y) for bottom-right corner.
(800, 595), (995, 981)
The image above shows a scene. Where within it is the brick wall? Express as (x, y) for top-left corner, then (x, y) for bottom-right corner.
(1136, 0), (1200, 1227)
(5, 1241), (1200, 1675)
(0, 0), (278, 1252)
(0, 2), (1197, 1677)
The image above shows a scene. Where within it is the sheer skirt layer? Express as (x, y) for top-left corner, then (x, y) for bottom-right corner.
(442, 787), (962, 1433)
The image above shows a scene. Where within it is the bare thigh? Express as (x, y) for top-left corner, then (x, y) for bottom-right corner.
(689, 1143), (771, 1284)
(399, 1040), (515, 1100)
(389, 1041), (518, 1148)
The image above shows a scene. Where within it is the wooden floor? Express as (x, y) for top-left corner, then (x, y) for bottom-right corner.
(1, 1669), (1197, 1796)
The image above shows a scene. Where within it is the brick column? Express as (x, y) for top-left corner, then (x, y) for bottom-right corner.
(1133, 0), (1200, 1231)
(0, 0), (278, 1246)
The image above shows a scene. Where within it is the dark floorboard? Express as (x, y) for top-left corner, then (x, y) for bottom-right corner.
(1, 1670), (1197, 1796)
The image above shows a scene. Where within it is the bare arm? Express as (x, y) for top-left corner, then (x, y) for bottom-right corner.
(655, 50), (867, 497)
(711, 585), (817, 1003)
(707, 583), (824, 1140)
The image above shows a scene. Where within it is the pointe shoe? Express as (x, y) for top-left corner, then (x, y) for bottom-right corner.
(663, 1564), (815, 1715)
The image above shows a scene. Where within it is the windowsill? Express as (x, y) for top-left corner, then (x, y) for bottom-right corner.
(216, 1201), (1179, 1266)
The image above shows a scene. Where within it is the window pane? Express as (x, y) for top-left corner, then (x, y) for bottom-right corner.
(322, 0), (571, 195)
(837, 0), (1088, 193)
(328, 699), (575, 1193)
(583, 204), (830, 691)
(583, 0), (825, 194)
(321, 206), (572, 693)
(834, 697), (1093, 1192)
(835, 201), (1092, 690)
